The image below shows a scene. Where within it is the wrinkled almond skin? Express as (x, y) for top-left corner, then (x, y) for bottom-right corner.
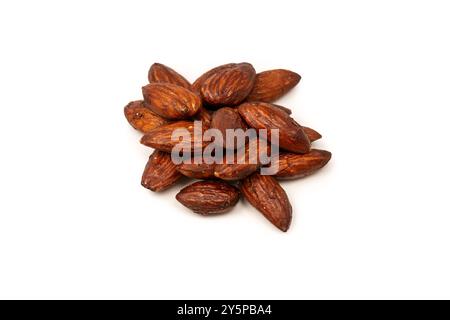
(272, 149), (332, 180)
(246, 69), (301, 103)
(177, 163), (216, 179)
(191, 63), (237, 95)
(210, 107), (247, 149)
(140, 121), (205, 153)
(142, 83), (201, 120)
(214, 157), (258, 181)
(241, 173), (292, 232)
(214, 138), (270, 181)
(177, 154), (216, 179)
(302, 126), (322, 142)
(141, 150), (183, 192)
(201, 63), (256, 106)
(124, 100), (168, 133)
(176, 181), (240, 215)
(148, 63), (192, 89)
(238, 102), (311, 154)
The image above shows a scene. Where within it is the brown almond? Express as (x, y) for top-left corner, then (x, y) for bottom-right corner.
(124, 100), (168, 133)
(200, 63), (256, 106)
(241, 173), (292, 232)
(148, 63), (191, 89)
(272, 149), (332, 180)
(176, 181), (240, 215)
(177, 163), (216, 179)
(238, 102), (311, 153)
(140, 121), (205, 153)
(210, 107), (247, 149)
(141, 150), (183, 192)
(302, 126), (322, 142)
(177, 154), (216, 179)
(191, 63), (237, 95)
(214, 138), (270, 181)
(246, 69), (301, 103)
(142, 83), (201, 120)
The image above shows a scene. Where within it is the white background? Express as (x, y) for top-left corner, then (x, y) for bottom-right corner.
(0, 0), (449, 299)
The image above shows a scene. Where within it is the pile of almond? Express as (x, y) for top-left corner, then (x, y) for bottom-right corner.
(124, 62), (331, 232)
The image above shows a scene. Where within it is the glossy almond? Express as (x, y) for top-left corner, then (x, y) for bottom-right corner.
(176, 181), (240, 215)
(273, 149), (332, 180)
(302, 126), (322, 142)
(201, 63), (256, 106)
(210, 107), (247, 149)
(241, 173), (292, 232)
(141, 150), (183, 192)
(191, 63), (237, 95)
(214, 138), (269, 181)
(177, 155), (216, 179)
(142, 83), (201, 120)
(140, 121), (205, 153)
(148, 63), (191, 89)
(124, 100), (168, 133)
(246, 69), (301, 103)
(238, 102), (311, 154)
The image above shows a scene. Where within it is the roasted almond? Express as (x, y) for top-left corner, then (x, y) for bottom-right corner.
(238, 102), (311, 153)
(148, 63), (191, 89)
(191, 63), (237, 95)
(200, 63), (256, 106)
(176, 181), (240, 215)
(302, 126), (322, 142)
(272, 149), (332, 180)
(140, 121), (205, 153)
(241, 173), (292, 232)
(177, 155), (216, 179)
(177, 163), (216, 179)
(214, 156), (258, 181)
(142, 83), (201, 120)
(210, 107), (247, 149)
(124, 100), (168, 133)
(214, 138), (270, 181)
(141, 150), (183, 192)
(246, 69), (301, 103)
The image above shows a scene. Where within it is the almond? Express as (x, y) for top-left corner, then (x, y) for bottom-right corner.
(191, 63), (237, 95)
(246, 69), (301, 103)
(148, 63), (192, 89)
(241, 173), (292, 232)
(214, 156), (258, 181)
(214, 138), (269, 181)
(124, 100), (168, 133)
(142, 83), (201, 120)
(140, 121), (205, 153)
(177, 155), (216, 179)
(200, 63), (256, 106)
(176, 181), (240, 215)
(238, 102), (311, 153)
(141, 150), (183, 192)
(210, 107), (247, 149)
(302, 126), (322, 142)
(272, 149), (332, 180)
